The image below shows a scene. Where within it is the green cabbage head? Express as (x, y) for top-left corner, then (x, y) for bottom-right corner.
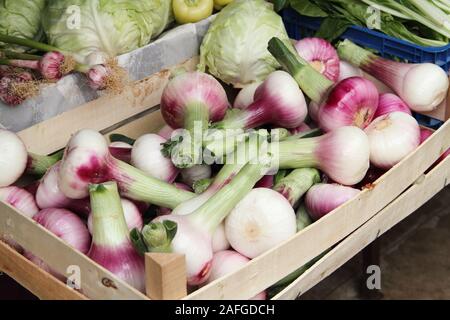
(199, 0), (290, 87)
(0, 0), (46, 49)
(43, 0), (173, 65)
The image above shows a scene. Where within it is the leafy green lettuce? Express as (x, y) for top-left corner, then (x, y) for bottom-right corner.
(43, 0), (172, 65)
(0, 0), (46, 50)
(199, 0), (291, 87)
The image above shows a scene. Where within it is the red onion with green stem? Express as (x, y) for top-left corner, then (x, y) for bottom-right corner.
(276, 126), (370, 186)
(305, 183), (360, 221)
(364, 112), (420, 169)
(233, 81), (262, 110)
(160, 71), (229, 168)
(142, 149), (273, 285)
(294, 37), (340, 82)
(337, 39), (449, 112)
(212, 71), (308, 130)
(374, 93), (412, 118)
(58, 129), (194, 208)
(88, 182), (145, 292)
(26, 149), (64, 176)
(268, 38), (379, 132)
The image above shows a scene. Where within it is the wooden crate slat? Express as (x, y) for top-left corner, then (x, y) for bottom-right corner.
(0, 241), (87, 300)
(0, 202), (149, 300)
(185, 121), (450, 300)
(17, 57), (198, 155)
(273, 157), (450, 300)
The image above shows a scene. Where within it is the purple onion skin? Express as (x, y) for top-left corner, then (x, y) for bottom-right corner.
(420, 127), (434, 144)
(87, 65), (108, 90)
(0, 72), (33, 106)
(158, 125), (175, 140)
(109, 146), (132, 163)
(294, 37), (340, 82)
(289, 123), (312, 135)
(305, 184), (360, 221)
(355, 167), (386, 190)
(160, 71), (229, 129)
(244, 71), (307, 129)
(318, 77), (379, 132)
(33, 208), (91, 254)
(374, 93), (412, 118)
(39, 52), (65, 81)
(88, 242), (145, 293)
(255, 175), (274, 189)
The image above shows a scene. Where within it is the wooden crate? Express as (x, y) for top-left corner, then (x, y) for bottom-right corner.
(0, 57), (449, 300)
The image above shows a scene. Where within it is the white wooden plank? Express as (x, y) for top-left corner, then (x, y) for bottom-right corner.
(273, 157), (450, 300)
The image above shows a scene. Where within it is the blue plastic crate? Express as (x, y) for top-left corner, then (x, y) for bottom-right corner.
(281, 8), (450, 128)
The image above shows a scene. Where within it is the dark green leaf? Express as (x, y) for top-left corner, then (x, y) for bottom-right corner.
(290, 0), (328, 17)
(315, 17), (352, 42)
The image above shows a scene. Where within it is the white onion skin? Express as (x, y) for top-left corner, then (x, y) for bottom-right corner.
(305, 183), (360, 221)
(181, 164), (212, 187)
(131, 134), (179, 183)
(204, 250), (266, 300)
(338, 60), (363, 82)
(374, 93), (412, 118)
(211, 223), (230, 252)
(153, 214), (213, 285)
(225, 188), (296, 259)
(295, 37), (340, 82)
(315, 126), (370, 186)
(365, 112), (420, 169)
(0, 129), (28, 187)
(233, 82), (262, 110)
(87, 198), (143, 234)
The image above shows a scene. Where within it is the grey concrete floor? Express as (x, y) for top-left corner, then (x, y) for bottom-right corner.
(300, 186), (450, 300)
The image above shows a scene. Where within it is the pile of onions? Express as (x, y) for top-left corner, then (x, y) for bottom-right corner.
(337, 40), (449, 112)
(268, 38), (379, 132)
(364, 112), (420, 169)
(305, 183), (360, 220)
(57, 129), (194, 209)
